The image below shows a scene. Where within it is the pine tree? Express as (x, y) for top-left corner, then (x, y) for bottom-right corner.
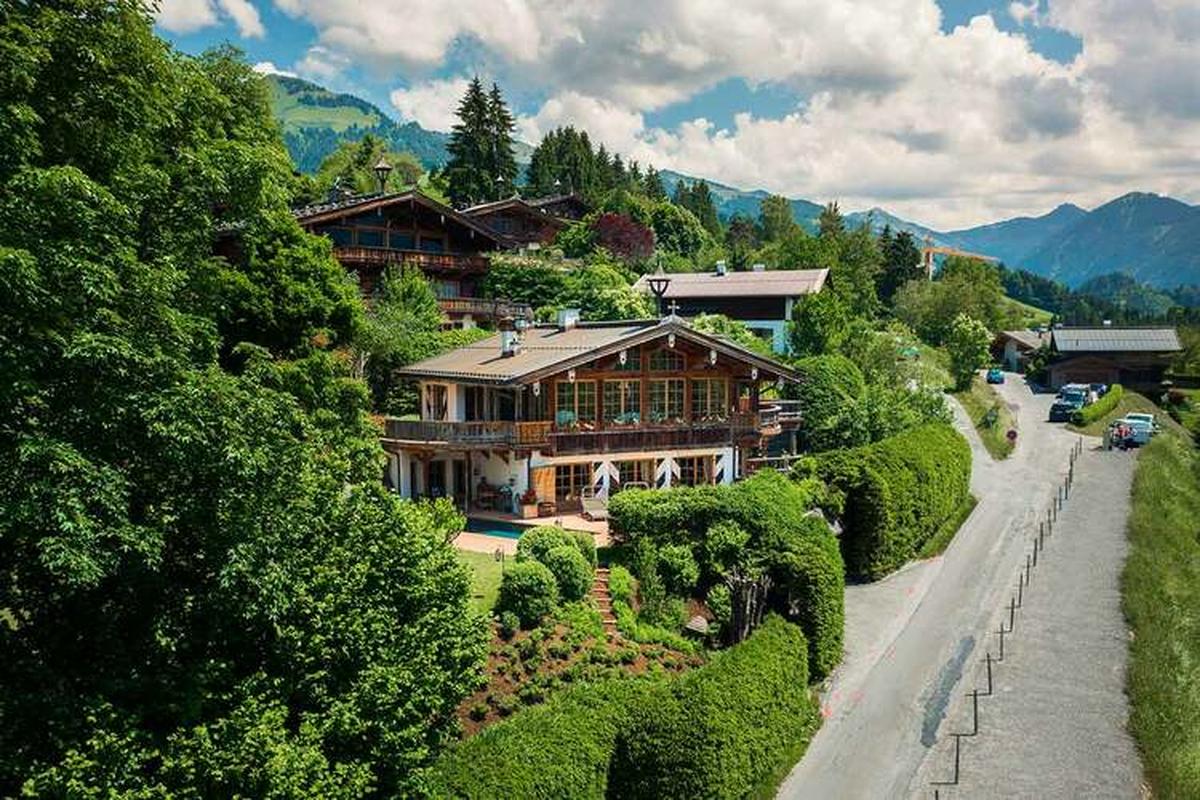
(486, 82), (517, 200)
(818, 201), (845, 240)
(444, 77), (491, 206)
(643, 166), (667, 200)
(689, 180), (723, 237)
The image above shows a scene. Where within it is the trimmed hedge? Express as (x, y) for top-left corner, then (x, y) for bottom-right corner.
(608, 470), (843, 678)
(517, 525), (597, 566)
(791, 354), (867, 451)
(496, 561), (558, 627)
(811, 423), (970, 580)
(609, 616), (817, 799)
(541, 545), (593, 602)
(426, 680), (659, 799)
(1071, 383), (1123, 425)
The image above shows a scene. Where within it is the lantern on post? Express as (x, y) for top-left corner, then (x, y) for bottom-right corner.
(373, 157), (393, 194)
(645, 268), (671, 318)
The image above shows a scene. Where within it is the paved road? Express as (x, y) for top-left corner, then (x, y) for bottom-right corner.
(912, 445), (1142, 798)
(778, 375), (1100, 799)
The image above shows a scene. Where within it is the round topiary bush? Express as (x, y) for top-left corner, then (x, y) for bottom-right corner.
(657, 543), (700, 596)
(539, 545), (593, 602)
(517, 526), (596, 566)
(497, 561), (559, 628)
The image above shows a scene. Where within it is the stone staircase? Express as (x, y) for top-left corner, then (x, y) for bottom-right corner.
(592, 567), (619, 636)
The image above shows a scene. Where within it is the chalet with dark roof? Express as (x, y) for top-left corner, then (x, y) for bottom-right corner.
(1047, 326), (1181, 389)
(293, 190), (529, 326)
(381, 312), (799, 513)
(462, 196), (566, 246)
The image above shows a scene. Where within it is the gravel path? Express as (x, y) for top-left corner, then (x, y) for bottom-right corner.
(914, 445), (1144, 798)
(778, 375), (1141, 799)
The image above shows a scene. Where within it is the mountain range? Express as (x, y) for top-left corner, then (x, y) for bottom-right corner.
(266, 74), (1200, 289)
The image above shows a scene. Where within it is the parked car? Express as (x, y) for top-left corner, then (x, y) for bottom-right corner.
(1089, 383), (1109, 397)
(1057, 385), (1089, 409)
(986, 367), (1005, 384)
(1049, 400), (1076, 422)
(1110, 418), (1152, 446)
(1124, 412), (1159, 436)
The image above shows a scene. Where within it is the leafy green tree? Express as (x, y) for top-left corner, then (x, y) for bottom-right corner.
(314, 134), (424, 196)
(650, 201), (710, 258)
(894, 256), (1006, 344)
(946, 313), (993, 389)
(759, 195), (796, 242)
(725, 212), (760, 270)
(643, 165), (668, 200)
(829, 224), (882, 318)
(789, 291), (849, 356)
(691, 313), (773, 356)
(0, 6), (486, 795)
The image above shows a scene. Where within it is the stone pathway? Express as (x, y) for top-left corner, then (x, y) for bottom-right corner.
(916, 445), (1144, 798)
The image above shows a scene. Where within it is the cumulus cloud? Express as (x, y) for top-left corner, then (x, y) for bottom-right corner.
(252, 61), (297, 78)
(155, 0), (264, 37)
(390, 78), (472, 132)
(260, 0), (1200, 227)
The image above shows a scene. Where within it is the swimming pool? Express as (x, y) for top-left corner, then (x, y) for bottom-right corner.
(464, 518), (527, 540)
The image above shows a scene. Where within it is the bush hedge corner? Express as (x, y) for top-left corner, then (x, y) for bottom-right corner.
(496, 560), (559, 628)
(1071, 383), (1123, 426)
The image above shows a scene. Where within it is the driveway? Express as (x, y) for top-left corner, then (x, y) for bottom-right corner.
(778, 375), (1113, 799)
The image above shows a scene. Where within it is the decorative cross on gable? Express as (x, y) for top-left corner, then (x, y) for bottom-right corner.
(667, 300), (680, 316)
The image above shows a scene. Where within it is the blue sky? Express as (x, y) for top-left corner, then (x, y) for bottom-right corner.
(155, 0), (1199, 228)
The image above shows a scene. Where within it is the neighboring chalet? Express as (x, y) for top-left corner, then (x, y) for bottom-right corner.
(633, 265), (829, 353)
(528, 193), (590, 221)
(381, 312), (799, 514)
(462, 196), (567, 246)
(993, 329), (1050, 372)
(1047, 326), (1181, 389)
(293, 190), (531, 327)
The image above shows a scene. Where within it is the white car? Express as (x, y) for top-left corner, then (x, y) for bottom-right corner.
(1111, 417), (1153, 445)
(1123, 412), (1159, 434)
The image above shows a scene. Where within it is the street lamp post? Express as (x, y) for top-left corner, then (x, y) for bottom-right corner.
(373, 157), (393, 195)
(645, 269), (671, 318)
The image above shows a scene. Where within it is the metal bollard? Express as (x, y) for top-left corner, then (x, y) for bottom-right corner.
(1026, 554), (1032, 584)
(967, 689), (980, 736)
(1009, 596), (1017, 631)
(997, 626), (1006, 660)
(984, 651), (994, 695)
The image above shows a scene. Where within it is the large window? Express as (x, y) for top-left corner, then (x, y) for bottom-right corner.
(678, 456), (713, 486)
(616, 459), (653, 488)
(603, 379), (641, 425)
(424, 384), (448, 420)
(555, 381), (596, 428)
(648, 378), (684, 423)
(357, 228), (385, 247)
(691, 378), (728, 421)
(419, 236), (446, 253)
(649, 349), (685, 371)
(389, 231), (415, 249)
(555, 462), (594, 502)
(432, 279), (459, 299)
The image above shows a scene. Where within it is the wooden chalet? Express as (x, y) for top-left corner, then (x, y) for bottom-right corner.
(528, 193), (590, 221)
(381, 312), (800, 514)
(462, 196), (567, 246)
(293, 190), (530, 326)
(1047, 326), (1181, 390)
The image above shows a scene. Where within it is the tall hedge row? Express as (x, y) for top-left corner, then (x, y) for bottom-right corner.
(811, 423), (971, 579)
(608, 471), (844, 679)
(608, 616), (817, 799)
(425, 679), (658, 799)
(1071, 383), (1123, 425)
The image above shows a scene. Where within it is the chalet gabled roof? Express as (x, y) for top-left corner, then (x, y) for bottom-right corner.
(1051, 327), (1181, 353)
(291, 190), (512, 248)
(396, 316), (800, 386)
(527, 193), (591, 216)
(462, 196), (550, 216)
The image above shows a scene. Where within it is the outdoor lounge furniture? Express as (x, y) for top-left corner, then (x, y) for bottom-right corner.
(580, 486), (608, 521)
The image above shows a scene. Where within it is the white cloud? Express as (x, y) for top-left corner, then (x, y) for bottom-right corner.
(154, 0), (264, 37)
(252, 61), (297, 78)
(260, 0), (1200, 227)
(389, 78), (472, 132)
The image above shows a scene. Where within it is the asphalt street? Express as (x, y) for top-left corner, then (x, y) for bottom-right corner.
(777, 375), (1139, 799)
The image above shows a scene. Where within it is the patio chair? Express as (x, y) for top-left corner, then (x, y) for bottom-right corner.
(580, 485), (608, 521)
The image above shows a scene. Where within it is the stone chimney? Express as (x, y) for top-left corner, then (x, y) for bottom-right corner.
(715, 260), (727, 276)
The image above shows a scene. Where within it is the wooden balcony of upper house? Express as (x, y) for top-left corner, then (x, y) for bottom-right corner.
(438, 297), (533, 320)
(332, 245), (489, 275)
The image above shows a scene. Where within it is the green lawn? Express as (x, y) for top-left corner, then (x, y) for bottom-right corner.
(1067, 390), (1189, 437)
(952, 376), (1016, 460)
(1001, 295), (1053, 329)
(459, 550), (505, 614)
(1124, 432), (1200, 798)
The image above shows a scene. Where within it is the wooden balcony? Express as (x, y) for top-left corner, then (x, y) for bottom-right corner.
(380, 412), (779, 455)
(438, 297), (533, 320)
(332, 246), (489, 275)
(382, 419), (551, 448)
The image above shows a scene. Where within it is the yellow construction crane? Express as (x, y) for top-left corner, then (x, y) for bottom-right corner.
(921, 237), (999, 278)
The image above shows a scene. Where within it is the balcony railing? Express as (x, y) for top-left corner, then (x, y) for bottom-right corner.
(382, 419), (551, 448)
(332, 246), (489, 274)
(438, 297), (533, 319)
(381, 414), (777, 454)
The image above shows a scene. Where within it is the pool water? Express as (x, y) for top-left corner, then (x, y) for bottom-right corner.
(464, 518), (526, 540)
